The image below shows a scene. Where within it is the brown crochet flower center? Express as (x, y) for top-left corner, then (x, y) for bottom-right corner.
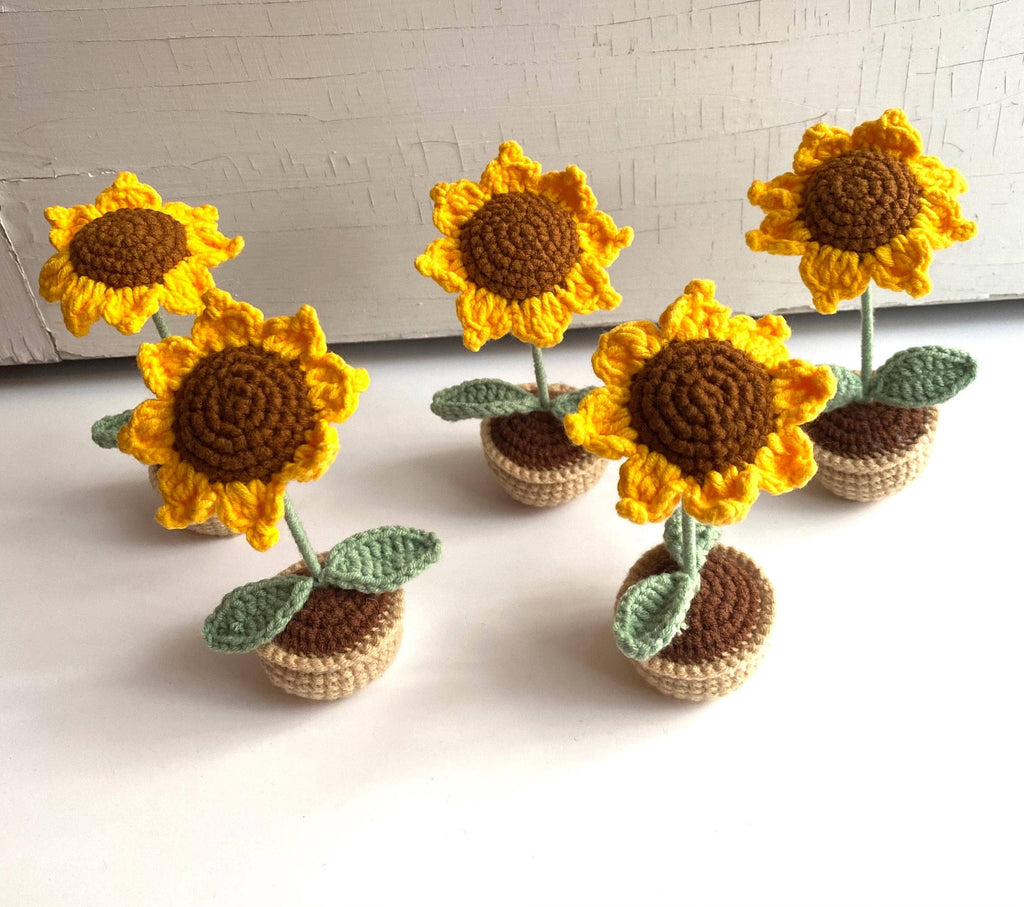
(802, 148), (921, 254)
(628, 339), (775, 479)
(275, 585), (400, 657)
(173, 346), (314, 484)
(460, 192), (580, 300)
(69, 208), (190, 288)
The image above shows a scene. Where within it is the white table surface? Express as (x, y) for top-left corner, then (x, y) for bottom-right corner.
(2, 299), (1022, 907)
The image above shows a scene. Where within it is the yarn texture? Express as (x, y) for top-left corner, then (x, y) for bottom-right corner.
(746, 109), (976, 313)
(415, 140), (633, 350)
(565, 279), (835, 525)
(118, 289), (369, 550)
(39, 172), (243, 336)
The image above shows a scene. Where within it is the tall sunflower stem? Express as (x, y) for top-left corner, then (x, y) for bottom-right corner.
(151, 310), (172, 340)
(284, 495), (322, 580)
(531, 345), (551, 410)
(859, 286), (874, 399)
(677, 504), (699, 582)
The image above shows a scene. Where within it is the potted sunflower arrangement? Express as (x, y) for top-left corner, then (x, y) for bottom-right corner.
(415, 141), (634, 506)
(40, 175), (442, 700)
(747, 109), (978, 501)
(565, 280), (835, 700)
(41, 172), (246, 534)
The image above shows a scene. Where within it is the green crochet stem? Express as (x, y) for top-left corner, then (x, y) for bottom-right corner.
(284, 495), (322, 580)
(151, 310), (172, 340)
(531, 345), (550, 410)
(860, 286), (874, 398)
(676, 503), (699, 582)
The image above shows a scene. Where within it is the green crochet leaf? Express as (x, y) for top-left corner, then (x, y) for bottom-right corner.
(322, 526), (442, 594)
(430, 379), (541, 421)
(663, 517), (720, 574)
(549, 386), (596, 421)
(824, 366), (863, 412)
(91, 409), (133, 449)
(202, 575), (315, 653)
(870, 346), (978, 408)
(614, 571), (699, 661)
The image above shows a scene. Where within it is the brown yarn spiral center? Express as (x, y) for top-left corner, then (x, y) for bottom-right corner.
(460, 192), (580, 300)
(173, 346), (314, 484)
(801, 148), (921, 254)
(627, 339), (775, 480)
(69, 208), (189, 288)
(275, 585), (400, 657)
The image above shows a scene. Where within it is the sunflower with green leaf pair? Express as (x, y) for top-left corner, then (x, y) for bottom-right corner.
(567, 280), (835, 699)
(416, 141), (634, 505)
(747, 109), (978, 500)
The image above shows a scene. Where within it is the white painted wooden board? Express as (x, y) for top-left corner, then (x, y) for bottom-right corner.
(2, 0), (1022, 364)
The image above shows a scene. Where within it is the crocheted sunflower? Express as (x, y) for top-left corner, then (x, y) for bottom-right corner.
(39, 172), (243, 336)
(565, 280), (835, 525)
(415, 141), (633, 350)
(118, 289), (369, 550)
(746, 109), (976, 313)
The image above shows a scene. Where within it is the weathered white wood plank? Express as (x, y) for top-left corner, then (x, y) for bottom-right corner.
(1, 0), (1021, 363)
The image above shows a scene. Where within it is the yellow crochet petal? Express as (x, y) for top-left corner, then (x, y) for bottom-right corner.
(909, 155), (968, 193)
(154, 461), (217, 529)
(681, 465), (760, 526)
(261, 305), (326, 362)
(850, 109), (922, 160)
(722, 314), (791, 370)
(771, 359), (836, 428)
(750, 429), (817, 494)
(868, 233), (933, 298)
(745, 224), (808, 256)
(455, 287), (513, 351)
(304, 354), (370, 423)
(561, 257), (621, 315)
(189, 289), (262, 352)
(509, 294), (573, 348)
(429, 179), (491, 237)
(117, 399), (177, 463)
(792, 122), (853, 175)
(915, 189), (977, 246)
(158, 260), (209, 316)
(479, 141), (543, 195)
(164, 201), (244, 265)
(55, 277), (107, 337)
(38, 251), (75, 302)
(563, 385), (637, 459)
(746, 172), (804, 213)
(536, 165), (597, 217)
(102, 286), (159, 335)
(415, 237), (468, 295)
(216, 479), (285, 551)
(137, 336), (202, 396)
(95, 172), (162, 213)
(616, 450), (687, 524)
(44, 204), (100, 249)
(657, 280), (727, 340)
(798, 246), (870, 314)
(575, 209), (634, 267)
(281, 420), (340, 483)
(591, 319), (664, 386)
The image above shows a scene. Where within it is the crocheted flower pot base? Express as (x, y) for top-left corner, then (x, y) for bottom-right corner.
(806, 402), (939, 502)
(257, 557), (404, 701)
(480, 383), (607, 507)
(617, 543), (775, 701)
(147, 465), (236, 537)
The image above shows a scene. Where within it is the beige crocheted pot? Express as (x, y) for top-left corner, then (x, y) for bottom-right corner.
(805, 401), (939, 502)
(480, 383), (606, 507)
(256, 557), (404, 701)
(147, 465), (235, 537)
(616, 544), (775, 701)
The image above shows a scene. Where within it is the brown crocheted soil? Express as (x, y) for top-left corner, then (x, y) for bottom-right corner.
(627, 544), (763, 665)
(69, 208), (189, 288)
(460, 191), (580, 300)
(489, 388), (587, 470)
(627, 339), (775, 480)
(173, 346), (315, 484)
(806, 401), (929, 458)
(802, 148), (921, 254)
(275, 582), (401, 657)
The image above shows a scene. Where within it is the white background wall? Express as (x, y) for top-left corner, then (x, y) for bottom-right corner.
(2, 0), (1022, 364)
